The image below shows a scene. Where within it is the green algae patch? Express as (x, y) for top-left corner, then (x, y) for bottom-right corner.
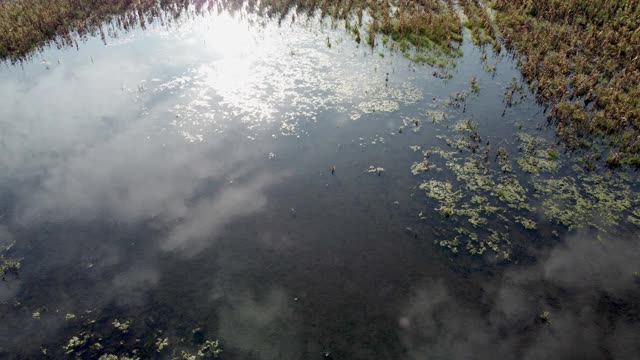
(454, 119), (478, 133)
(112, 319), (131, 333)
(155, 337), (169, 352)
(533, 173), (634, 231)
(426, 110), (449, 124)
(410, 160), (432, 175)
(63, 333), (90, 354)
(0, 255), (21, 280)
(355, 99), (400, 114)
(514, 216), (537, 230)
(493, 177), (530, 210)
(516, 133), (559, 174)
(628, 209), (640, 226)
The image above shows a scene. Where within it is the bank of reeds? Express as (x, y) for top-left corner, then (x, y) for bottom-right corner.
(493, 0), (640, 166)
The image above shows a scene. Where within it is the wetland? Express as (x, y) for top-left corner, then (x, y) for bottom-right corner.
(0, 1), (639, 359)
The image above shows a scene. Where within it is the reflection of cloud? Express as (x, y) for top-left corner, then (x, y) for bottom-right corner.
(542, 234), (640, 292)
(16, 123), (276, 257)
(109, 266), (161, 306)
(399, 233), (640, 359)
(217, 288), (302, 360)
(0, 52), (148, 182)
(161, 172), (280, 256)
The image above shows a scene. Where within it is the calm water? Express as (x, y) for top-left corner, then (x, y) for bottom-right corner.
(0, 9), (639, 360)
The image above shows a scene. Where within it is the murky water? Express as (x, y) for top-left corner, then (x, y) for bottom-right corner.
(1, 9), (639, 360)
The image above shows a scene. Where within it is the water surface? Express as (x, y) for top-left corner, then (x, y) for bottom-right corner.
(1, 9), (639, 360)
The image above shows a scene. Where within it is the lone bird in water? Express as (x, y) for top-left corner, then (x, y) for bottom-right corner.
(330, 165), (336, 175)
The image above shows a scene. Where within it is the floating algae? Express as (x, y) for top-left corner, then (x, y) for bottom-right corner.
(454, 119), (478, 133)
(112, 319), (131, 333)
(63, 333), (90, 354)
(514, 216), (537, 230)
(533, 172), (634, 231)
(410, 160), (432, 175)
(155, 337), (169, 352)
(516, 133), (560, 174)
(0, 255), (21, 280)
(355, 100), (400, 114)
(493, 177), (531, 210)
(426, 110), (449, 124)
(628, 209), (640, 226)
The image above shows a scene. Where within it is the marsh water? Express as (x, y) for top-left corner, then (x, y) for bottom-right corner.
(1, 9), (639, 360)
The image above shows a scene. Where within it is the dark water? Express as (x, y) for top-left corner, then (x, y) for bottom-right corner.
(0, 10), (639, 360)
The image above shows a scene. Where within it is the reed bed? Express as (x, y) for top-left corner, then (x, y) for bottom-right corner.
(493, 0), (640, 166)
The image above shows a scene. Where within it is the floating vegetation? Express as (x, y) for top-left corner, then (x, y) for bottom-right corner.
(0, 255), (21, 280)
(53, 311), (223, 359)
(470, 76), (480, 93)
(63, 333), (90, 355)
(426, 110), (449, 124)
(516, 133), (559, 174)
(155, 337), (169, 352)
(355, 99), (400, 114)
(414, 110), (640, 259)
(533, 172), (634, 231)
(410, 160), (431, 175)
(112, 319), (131, 333)
(410, 145), (422, 152)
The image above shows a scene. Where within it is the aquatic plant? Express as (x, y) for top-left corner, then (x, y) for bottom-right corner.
(470, 76), (480, 93)
(516, 133), (559, 174)
(112, 319), (131, 333)
(415, 112), (640, 259)
(493, 0), (640, 165)
(155, 337), (169, 352)
(533, 172), (634, 231)
(63, 333), (90, 354)
(197, 339), (223, 358)
(0, 255), (21, 280)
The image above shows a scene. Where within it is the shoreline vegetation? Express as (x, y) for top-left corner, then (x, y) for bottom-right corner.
(1, 0), (638, 166)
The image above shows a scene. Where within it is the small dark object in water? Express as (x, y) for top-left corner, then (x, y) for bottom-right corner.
(323, 352), (334, 360)
(399, 128), (403, 134)
(330, 165), (336, 174)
